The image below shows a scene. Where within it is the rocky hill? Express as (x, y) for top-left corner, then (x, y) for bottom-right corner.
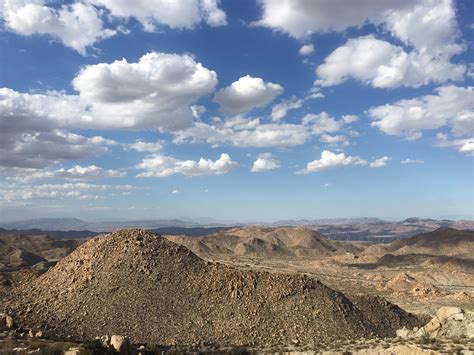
(3, 229), (421, 348)
(0, 234), (82, 271)
(166, 227), (360, 259)
(362, 228), (474, 259)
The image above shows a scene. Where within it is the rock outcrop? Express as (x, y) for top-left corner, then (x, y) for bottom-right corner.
(397, 306), (474, 339)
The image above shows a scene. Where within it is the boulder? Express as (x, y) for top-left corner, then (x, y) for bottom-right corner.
(110, 335), (136, 355)
(396, 327), (411, 339)
(435, 306), (463, 322)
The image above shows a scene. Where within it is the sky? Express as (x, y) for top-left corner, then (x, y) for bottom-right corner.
(0, 0), (473, 222)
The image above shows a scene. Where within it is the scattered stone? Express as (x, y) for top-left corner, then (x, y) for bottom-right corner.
(5, 314), (14, 329)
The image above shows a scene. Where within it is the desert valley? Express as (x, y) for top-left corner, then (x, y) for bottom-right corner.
(0, 218), (473, 354)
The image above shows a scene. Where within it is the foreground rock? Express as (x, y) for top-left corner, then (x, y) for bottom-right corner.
(4, 229), (422, 347)
(397, 306), (474, 339)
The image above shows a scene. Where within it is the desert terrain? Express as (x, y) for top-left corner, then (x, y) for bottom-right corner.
(0, 225), (472, 354)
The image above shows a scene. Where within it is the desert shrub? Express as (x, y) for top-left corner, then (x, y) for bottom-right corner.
(417, 335), (436, 344)
(82, 339), (107, 355)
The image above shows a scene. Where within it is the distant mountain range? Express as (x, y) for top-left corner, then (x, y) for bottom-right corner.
(0, 217), (472, 242)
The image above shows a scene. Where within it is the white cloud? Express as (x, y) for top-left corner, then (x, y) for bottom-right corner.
(0, 128), (112, 169)
(369, 86), (474, 139)
(136, 153), (238, 177)
(299, 43), (314, 56)
(256, 1), (466, 89)
(200, 0), (227, 27)
(8, 165), (126, 182)
(1, 1), (115, 54)
(315, 36), (465, 88)
(401, 158), (424, 164)
(174, 119), (310, 148)
(172, 189), (179, 194)
(0, 88), (114, 168)
(127, 141), (163, 153)
(255, 0), (462, 57)
(214, 75), (283, 114)
(90, 0), (226, 31)
(1, 52), (218, 136)
(1, 182), (141, 202)
(73, 52), (218, 130)
(434, 133), (474, 155)
(271, 97), (303, 121)
(297, 150), (368, 174)
(342, 115), (359, 124)
(319, 134), (349, 147)
(250, 153), (281, 172)
(380, 0), (462, 57)
(302, 112), (344, 134)
(369, 156), (391, 168)
(254, 0), (412, 38)
(191, 104), (207, 119)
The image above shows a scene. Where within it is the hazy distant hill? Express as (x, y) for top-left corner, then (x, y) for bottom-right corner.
(0, 217), (472, 241)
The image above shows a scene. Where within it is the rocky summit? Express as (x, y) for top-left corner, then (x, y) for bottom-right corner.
(3, 229), (422, 348)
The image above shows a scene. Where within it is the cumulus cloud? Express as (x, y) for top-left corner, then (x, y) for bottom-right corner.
(319, 134), (350, 147)
(434, 133), (474, 154)
(315, 36), (465, 88)
(73, 52), (218, 130)
(13, 165), (126, 181)
(1, 1), (115, 54)
(255, 1), (466, 89)
(369, 156), (391, 168)
(255, 0), (461, 54)
(297, 150), (367, 174)
(174, 119), (310, 148)
(250, 153), (281, 172)
(127, 141), (163, 153)
(0, 88), (115, 168)
(302, 111), (358, 140)
(1, 182), (141, 202)
(401, 158), (424, 164)
(136, 153), (238, 177)
(271, 97), (303, 121)
(369, 86), (474, 139)
(214, 75), (283, 114)
(303, 112), (344, 134)
(90, 0), (226, 31)
(299, 43), (314, 56)
(0, 128), (112, 169)
(1, 52), (218, 134)
(254, 0), (412, 38)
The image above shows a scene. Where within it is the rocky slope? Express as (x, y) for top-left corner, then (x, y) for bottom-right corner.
(362, 228), (474, 260)
(166, 226), (361, 259)
(4, 229), (421, 348)
(0, 234), (82, 271)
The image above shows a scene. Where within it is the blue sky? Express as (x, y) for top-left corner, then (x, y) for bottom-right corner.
(0, 0), (473, 222)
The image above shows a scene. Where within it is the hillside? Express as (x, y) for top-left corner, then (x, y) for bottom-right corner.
(166, 227), (361, 259)
(4, 229), (421, 347)
(0, 234), (82, 271)
(362, 228), (474, 259)
(388, 228), (474, 256)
